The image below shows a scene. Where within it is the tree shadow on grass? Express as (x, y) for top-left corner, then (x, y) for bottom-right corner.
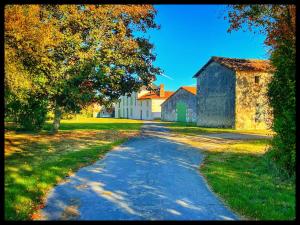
(4, 141), (121, 220)
(4, 127), (132, 220)
(5, 119), (144, 220)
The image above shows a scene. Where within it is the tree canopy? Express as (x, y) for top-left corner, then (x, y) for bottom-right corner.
(5, 5), (162, 132)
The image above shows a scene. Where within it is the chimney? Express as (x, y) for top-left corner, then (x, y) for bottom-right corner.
(159, 84), (165, 97)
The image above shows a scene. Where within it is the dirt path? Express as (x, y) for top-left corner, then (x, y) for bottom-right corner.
(40, 123), (239, 220)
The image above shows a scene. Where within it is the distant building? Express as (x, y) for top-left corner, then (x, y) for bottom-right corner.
(99, 106), (115, 118)
(193, 56), (273, 129)
(115, 84), (174, 120)
(161, 86), (197, 123)
(92, 104), (115, 118)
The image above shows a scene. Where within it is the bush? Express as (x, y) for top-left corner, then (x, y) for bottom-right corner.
(266, 112), (295, 178)
(6, 95), (48, 132)
(266, 39), (295, 177)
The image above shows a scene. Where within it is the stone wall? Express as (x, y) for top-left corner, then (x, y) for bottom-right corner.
(196, 62), (235, 128)
(161, 88), (197, 123)
(235, 71), (273, 129)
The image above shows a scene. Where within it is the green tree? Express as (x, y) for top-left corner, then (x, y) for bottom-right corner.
(226, 5), (296, 177)
(5, 5), (161, 132)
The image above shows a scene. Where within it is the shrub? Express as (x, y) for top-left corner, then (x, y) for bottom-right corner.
(266, 39), (296, 177)
(6, 95), (48, 131)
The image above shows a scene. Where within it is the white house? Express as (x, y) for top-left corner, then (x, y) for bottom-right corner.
(115, 84), (174, 120)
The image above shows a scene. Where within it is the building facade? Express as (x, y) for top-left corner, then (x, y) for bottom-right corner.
(115, 84), (174, 120)
(193, 56), (273, 129)
(161, 86), (197, 123)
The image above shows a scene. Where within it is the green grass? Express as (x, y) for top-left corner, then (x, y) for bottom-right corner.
(6, 117), (143, 133)
(164, 122), (295, 220)
(45, 118), (144, 131)
(201, 148), (295, 220)
(163, 121), (274, 136)
(5, 118), (144, 220)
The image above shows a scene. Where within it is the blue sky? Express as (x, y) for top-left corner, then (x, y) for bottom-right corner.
(145, 5), (270, 91)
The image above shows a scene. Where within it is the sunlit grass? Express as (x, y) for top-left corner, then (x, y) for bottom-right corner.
(164, 121), (295, 220)
(5, 117), (144, 133)
(163, 121), (274, 136)
(201, 151), (295, 220)
(5, 118), (144, 220)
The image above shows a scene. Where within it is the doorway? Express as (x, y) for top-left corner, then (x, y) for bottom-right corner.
(176, 102), (187, 122)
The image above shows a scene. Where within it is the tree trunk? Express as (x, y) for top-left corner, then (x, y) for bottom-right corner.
(52, 104), (62, 134)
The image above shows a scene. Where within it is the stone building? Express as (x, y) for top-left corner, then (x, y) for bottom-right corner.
(161, 86), (197, 123)
(193, 56), (273, 129)
(115, 84), (174, 120)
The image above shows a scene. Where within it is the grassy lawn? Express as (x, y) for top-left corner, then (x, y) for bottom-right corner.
(5, 118), (144, 220)
(163, 122), (295, 220)
(163, 121), (274, 136)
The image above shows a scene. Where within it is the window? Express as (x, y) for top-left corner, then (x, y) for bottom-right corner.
(147, 101), (149, 107)
(255, 76), (260, 84)
(146, 110), (149, 118)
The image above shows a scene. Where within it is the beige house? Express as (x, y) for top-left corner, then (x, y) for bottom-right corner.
(193, 56), (273, 129)
(115, 84), (174, 120)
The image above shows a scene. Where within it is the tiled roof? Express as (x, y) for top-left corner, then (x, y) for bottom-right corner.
(162, 86), (196, 104)
(193, 56), (273, 77)
(181, 86), (197, 95)
(138, 91), (174, 100)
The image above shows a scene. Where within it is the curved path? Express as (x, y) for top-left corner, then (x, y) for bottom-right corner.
(40, 123), (239, 220)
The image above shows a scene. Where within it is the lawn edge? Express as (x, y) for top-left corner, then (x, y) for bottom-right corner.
(199, 152), (249, 221)
(29, 132), (141, 221)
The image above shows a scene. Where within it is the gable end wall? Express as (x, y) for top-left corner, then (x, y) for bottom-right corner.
(161, 89), (197, 122)
(196, 62), (235, 128)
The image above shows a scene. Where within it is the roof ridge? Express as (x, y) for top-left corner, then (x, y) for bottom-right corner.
(181, 86), (197, 95)
(137, 90), (174, 100)
(193, 56), (273, 78)
(212, 56), (269, 61)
